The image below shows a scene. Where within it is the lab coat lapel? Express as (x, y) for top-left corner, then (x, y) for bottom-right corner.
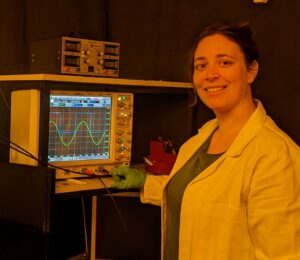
(188, 100), (267, 183)
(169, 119), (219, 179)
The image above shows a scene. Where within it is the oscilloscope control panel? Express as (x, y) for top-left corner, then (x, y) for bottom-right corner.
(114, 93), (133, 163)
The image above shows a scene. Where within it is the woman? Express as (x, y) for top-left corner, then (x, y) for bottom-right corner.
(112, 22), (300, 259)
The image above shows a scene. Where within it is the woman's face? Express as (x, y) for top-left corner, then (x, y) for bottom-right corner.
(193, 34), (257, 114)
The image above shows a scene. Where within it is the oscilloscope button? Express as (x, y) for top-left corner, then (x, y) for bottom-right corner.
(117, 101), (125, 107)
(116, 137), (125, 144)
(117, 146), (127, 152)
(116, 129), (125, 135)
(116, 122), (125, 126)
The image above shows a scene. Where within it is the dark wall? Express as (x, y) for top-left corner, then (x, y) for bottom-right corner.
(0, 0), (27, 74)
(0, 0), (299, 143)
(105, 0), (300, 143)
(0, 0), (106, 74)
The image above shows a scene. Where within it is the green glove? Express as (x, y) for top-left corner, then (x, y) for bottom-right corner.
(111, 166), (146, 189)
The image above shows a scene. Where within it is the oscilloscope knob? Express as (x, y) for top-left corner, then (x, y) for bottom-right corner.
(116, 145), (126, 152)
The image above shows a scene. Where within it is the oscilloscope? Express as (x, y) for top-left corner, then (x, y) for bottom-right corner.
(9, 89), (134, 179)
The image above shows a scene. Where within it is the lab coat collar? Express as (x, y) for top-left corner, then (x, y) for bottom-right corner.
(196, 99), (267, 158)
(190, 100), (266, 183)
(226, 99), (266, 158)
(170, 100), (267, 178)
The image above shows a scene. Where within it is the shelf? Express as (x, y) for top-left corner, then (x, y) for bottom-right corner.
(0, 74), (193, 89)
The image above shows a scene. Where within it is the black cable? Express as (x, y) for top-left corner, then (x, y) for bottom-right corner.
(0, 134), (129, 234)
(0, 86), (141, 259)
(0, 87), (10, 112)
(1, 133), (105, 177)
(0, 140), (36, 160)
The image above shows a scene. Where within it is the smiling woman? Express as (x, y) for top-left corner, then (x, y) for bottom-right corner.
(111, 21), (300, 260)
(192, 32), (259, 153)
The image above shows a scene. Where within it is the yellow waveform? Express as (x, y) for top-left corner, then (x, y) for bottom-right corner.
(49, 120), (107, 146)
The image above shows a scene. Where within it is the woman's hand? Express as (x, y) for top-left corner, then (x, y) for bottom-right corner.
(111, 166), (146, 189)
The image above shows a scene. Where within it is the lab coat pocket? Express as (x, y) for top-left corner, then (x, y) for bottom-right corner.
(190, 201), (244, 259)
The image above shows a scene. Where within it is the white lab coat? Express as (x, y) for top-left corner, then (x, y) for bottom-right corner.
(141, 101), (300, 259)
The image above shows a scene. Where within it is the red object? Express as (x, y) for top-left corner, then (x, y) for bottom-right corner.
(146, 140), (177, 175)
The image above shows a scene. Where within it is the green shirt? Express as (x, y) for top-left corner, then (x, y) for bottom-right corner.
(164, 134), (223, 260)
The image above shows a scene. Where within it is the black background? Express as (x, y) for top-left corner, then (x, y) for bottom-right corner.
(0, 0), (299, 144)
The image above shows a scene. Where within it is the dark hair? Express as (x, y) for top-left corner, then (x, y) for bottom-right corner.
(187, 21), (260, 83)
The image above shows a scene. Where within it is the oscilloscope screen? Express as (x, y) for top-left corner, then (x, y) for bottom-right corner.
(48, 94), (112, 163)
